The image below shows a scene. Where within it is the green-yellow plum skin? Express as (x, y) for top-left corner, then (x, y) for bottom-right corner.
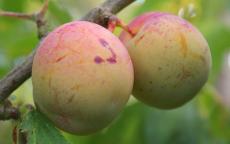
(32, 21), (134, 135)
(120, 12), (212, 109)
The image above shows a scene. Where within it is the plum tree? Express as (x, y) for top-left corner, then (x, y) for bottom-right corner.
(32, 21), (134, 135)
(120, 12), (212, 109)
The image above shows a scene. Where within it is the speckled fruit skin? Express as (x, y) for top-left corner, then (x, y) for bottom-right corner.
(120, 12), (212, 109)
(32, 21), (134, 135)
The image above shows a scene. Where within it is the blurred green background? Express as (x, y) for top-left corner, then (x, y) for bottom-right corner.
(1, 0), (230, 144)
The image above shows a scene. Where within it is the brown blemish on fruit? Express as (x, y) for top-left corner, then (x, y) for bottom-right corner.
(179, 66), (192, 81)
(58, 114), (70, 125)
(101, 80), (106, 85)
(53, 90), (59, 104)
(41, 75), (46, 80)
(69, 47), (81, 55)
(78, 59), (84, 64)
(67, 94), (75, 104)
(150, 27), (163, 35)
(55, 55), (68, 63)
(48, 77), (51, 89)
(65, 86), (77, 104)
(158, 67), (162, 71)
(47, 70), (53, 99)
(179, 32), (188, 57)
(71, 84), (80, 90)
(135, 34), (145, 45)
(174, 66), (192, 88)
(190, 51), (206, 64)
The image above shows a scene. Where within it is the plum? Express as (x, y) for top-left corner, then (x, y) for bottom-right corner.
(120, 12), (212, 109)
(32, 21), (134, 135)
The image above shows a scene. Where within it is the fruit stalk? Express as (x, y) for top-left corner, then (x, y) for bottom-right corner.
(107, 15), (135, 37)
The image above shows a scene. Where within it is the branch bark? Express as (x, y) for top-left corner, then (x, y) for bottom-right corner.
(0, 0), (135, 103)
(0, 11), (34, 20)
(0, 100), (20, 120)
(0, 106), (19, 120)
(0, 52), (35, 102)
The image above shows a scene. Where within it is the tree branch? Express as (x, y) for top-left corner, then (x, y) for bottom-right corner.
(82, 0), (134, 26)
(0, 0), (135, 104)
(0, 11), (34, 21)
(101, 0), (135, 14)
(36, 0), (49, 38)
(0, 0), (49, 38)
(0, 52), (35, 102)
(0, 100), (20, 120)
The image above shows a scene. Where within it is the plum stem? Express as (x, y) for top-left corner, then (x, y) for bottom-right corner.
(107, 15), (135, 36)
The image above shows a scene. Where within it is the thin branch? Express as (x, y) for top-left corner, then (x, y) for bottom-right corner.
(0, 0), (135, 104)
(0, 100), (20, 120)
(37, 0), (49, 19)
(36, 0), (50, 38)
(0, 0), (49, 38)
(0, 0), (49, 22)
(0, 10), (34, 21)
(82, 0), (135, 27)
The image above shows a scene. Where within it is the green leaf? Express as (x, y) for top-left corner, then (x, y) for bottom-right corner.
(19, 110), (70, 144)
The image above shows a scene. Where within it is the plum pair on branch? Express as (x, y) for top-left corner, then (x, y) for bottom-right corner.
(0, 0), (135, 105)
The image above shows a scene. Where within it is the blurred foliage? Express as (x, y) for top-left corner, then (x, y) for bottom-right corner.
(1, 0), (230, 144)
